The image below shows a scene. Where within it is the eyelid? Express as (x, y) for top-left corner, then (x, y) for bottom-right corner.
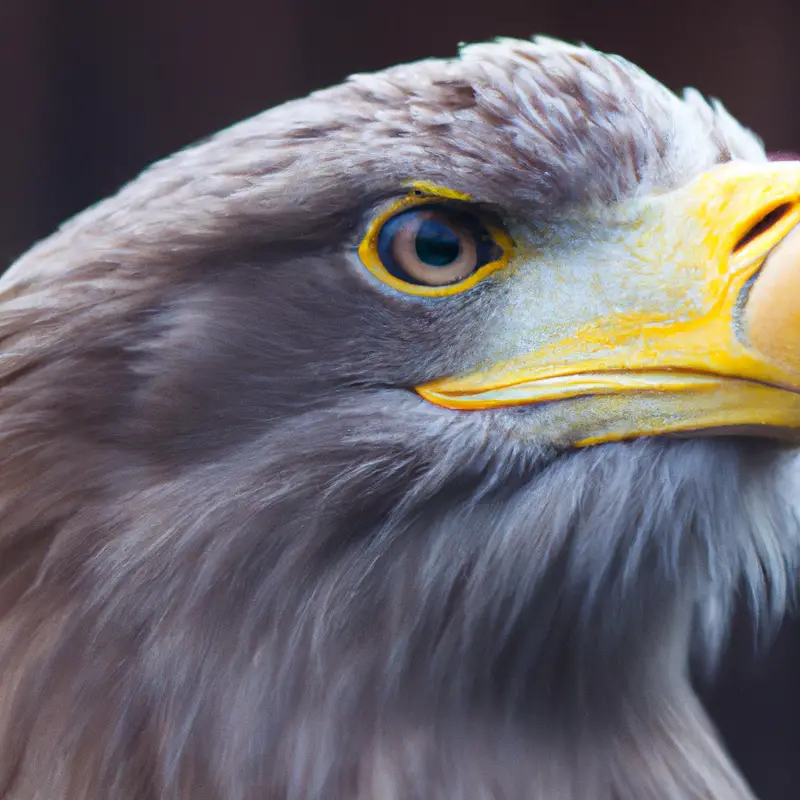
(357, 192), (514, 297)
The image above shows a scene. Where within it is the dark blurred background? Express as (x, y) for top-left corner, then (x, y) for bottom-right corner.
(1, 0), (799, 796)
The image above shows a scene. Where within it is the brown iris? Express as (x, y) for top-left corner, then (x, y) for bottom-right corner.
(359, 194), (512, 297)
(383, 209), (478, 286)
(375, 206), (502, 288)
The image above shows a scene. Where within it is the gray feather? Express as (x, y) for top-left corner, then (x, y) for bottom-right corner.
(0, 36), (794, 800)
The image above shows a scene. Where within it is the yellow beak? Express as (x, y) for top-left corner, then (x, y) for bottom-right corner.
(416, 162), (800, 446)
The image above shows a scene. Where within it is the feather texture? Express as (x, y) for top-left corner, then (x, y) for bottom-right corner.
(0, 36), (795, 799)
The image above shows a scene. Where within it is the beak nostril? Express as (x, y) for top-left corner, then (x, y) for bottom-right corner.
(733, 203), (794, 252)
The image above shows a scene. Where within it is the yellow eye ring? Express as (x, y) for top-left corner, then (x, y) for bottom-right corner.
(357, 187), (513, 297)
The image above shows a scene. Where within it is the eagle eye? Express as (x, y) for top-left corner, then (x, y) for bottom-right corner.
(358, 197), (512, 297)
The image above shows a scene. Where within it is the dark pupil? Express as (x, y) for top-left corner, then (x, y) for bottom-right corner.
(414, 219), (461, 267)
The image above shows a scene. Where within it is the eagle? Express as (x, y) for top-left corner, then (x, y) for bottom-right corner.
(0, 35), (797, 800)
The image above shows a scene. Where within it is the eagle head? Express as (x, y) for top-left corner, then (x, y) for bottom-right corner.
(0, 36), (797, 799)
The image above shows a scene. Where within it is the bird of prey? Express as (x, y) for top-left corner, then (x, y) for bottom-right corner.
(0, 35), (798, 800)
